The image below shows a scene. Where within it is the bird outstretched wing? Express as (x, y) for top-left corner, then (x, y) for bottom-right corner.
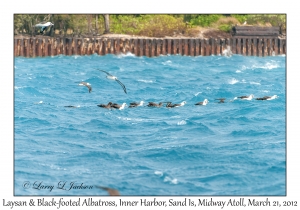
(98, 69), (113, 77)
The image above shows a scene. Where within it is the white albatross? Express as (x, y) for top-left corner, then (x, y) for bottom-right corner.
(98, 69), (127, 94)
(35, 22), (54, 34)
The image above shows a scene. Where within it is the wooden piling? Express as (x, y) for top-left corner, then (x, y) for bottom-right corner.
(200, 39), (205, 56)
(133, 39), (137, 55)
(283, 39), (286, 54)
(279, 39), (283, 55)
(32, 38), (36, 57)
(167, 39), (171, 55)
(236, 38), (241, 55)
(189, 39), (195, 56)
(25, 39), (30, 57)
(258, 38), (262, 57)
(19, 39), (24, 57)
(195, 39), (199, 56)
(156, 39), (161, 56)
(253, 38), (257, 56)
(151, 39), (156, 57)
(161, 39), (166, 55)
(172, 39), (177, 55)
(205, 39), (210, 56)
(242, 38), (246, 56)
(274, 38), (279, 55)
(211, 38), (215, 55)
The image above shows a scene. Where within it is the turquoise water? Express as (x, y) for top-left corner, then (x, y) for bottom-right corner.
(14, 53), (286, 196)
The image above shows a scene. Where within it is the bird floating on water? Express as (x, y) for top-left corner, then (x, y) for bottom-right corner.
(96, 186), (120, 196)
(166, 101), (186, 108)
(147, 102), (164, 107)
(237, 94), (254, 100)
(97, 102), (113, 109)
(256, 95), (278, 100)
(35, 22), (54, 34)
(195, 99), (209, 105)
(78, 82), (92, 93)
(129, 101), (145, 108)
(215, 98), (226, 103)
(98, 69), (127, 94)
(111, 103), (127, 110)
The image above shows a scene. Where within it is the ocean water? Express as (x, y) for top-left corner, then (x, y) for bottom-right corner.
(14, 53), (286, 196)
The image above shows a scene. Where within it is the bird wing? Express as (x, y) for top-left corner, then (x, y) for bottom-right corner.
(96, 186), (120, 196)
(115, 79), (127, 94)
(238, 96), (247, 99)
(98, 69), (113, 77)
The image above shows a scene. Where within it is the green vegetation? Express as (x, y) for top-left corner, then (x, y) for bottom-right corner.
(14, 14), (286, 37)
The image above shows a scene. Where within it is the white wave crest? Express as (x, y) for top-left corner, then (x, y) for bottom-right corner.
(236, 70), (241, 73)
(177, 120), (187, 125)
(250, 82), (261, 85)
(164, 176), (178, 184)
(228, 78), (239, 84)
(117, 52), (135, 58)
(154, 171), (163, 177)
(138, 79), (154, 83)
(194, 92), (202, 96)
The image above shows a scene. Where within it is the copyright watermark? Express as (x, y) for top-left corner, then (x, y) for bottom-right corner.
(22, 181), (94, 192)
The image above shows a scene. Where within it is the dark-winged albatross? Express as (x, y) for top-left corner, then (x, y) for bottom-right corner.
(237, 94), (254, 100)
(97, 102), (113, 109)
(111, 103), (127, 110)
(35, 22), (54, 34)
(78, 82), (92, 93)
(129, 101), (145, 108)
(64, 105), (80, 108)
(215, 98), (226, 103)
(98, 70), (127, 94)
(166, 101), (186, 108)
(256, 95), (278, 100)
(96, 186), (120, 196)
(147, 102), (164, 107)
(195, 99), (209, 106)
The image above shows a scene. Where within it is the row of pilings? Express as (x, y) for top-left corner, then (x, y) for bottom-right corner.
(14, 36), (286, 57)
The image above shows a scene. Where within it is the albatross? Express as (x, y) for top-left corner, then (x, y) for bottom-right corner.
(195, 99), (209, 106)
(237, 94), (254, 100)
(78, 82), (92, 93)
(166, 101), (186, 108)
(147, 102), (164, 107)
(215, 98), (226, 103)
(129, 101), (145, 108)
(97, 102), (113, 109)
(35, 22), (54, 34)
(98, 70), (127, 94)
(96, 186), (120, 196)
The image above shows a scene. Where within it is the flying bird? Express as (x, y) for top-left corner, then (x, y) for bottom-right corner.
(96, 186), (120, 196)
(78, 82), (92, 93)
(98, 69), (127, 94)
(35, 22), (54, 34)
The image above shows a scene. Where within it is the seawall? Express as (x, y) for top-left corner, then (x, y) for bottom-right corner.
(14, 36), (286, 57)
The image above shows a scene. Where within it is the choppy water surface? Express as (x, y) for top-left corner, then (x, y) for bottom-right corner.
(14, 53), (286, 195)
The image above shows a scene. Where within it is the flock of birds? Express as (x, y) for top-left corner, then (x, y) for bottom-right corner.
(63, 69), (278, 110)
(31, 23), (278, 195)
